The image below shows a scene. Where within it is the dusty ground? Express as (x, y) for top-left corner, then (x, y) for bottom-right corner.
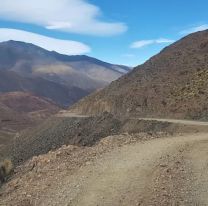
(1, 119), (208, 205)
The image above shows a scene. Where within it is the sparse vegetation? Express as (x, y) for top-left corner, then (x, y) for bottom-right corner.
(0, 159), (13, 184)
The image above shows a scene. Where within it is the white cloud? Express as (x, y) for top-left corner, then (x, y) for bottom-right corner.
(180, 24), (208, 35)
(0, 0), (127, 36)
(131, 40), (154, 48)
(155, 38), (175, 43)
(130, 38), (174, 49)
(0, 28), (90, 55)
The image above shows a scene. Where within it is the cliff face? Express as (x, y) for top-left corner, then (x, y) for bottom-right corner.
(70, 30), (208, 120)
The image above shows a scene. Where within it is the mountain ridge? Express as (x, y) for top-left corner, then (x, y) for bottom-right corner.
(0, 40), (130, 75)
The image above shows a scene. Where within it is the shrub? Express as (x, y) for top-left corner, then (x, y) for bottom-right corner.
(0, 159), (13, 184)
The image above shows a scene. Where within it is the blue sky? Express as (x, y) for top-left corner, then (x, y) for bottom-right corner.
(0, 0), (208, 66)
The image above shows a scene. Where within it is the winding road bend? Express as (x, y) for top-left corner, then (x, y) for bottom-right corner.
(37, 117), (208, 206)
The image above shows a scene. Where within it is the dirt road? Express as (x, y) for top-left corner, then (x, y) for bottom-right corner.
(55, 110), (90, 118)
(137, 117), (208, 126)
(2, 118), (208, 205)
(57, 110), (208, 126)
(37, 133), (208, 206)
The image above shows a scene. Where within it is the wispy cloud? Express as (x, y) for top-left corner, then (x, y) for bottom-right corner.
(130, 38), (174, 49)
(0, 28), (91, 55)
(180, 24), (208, 35)
(0, 0), (127, 36)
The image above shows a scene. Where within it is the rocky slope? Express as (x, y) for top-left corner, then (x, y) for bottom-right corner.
(70, 30), (208, 120)
(2, 131), (208, 206)
(0, 92), (60, 161)
(7, 112), (208, 166)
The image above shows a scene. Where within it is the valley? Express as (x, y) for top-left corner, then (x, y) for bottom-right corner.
(0, 41), (129, 165)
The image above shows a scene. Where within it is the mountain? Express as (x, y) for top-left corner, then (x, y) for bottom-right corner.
(0, 70), (88, 107)
(0, 91), (59, 116)
(70, 30), (208, 120)
(0, 40), (130, 92)
(0, 91), (60, 132)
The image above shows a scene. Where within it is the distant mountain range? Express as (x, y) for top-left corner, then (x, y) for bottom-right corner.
(0, 40), (130, 107)
(70, 30), (208, 120)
